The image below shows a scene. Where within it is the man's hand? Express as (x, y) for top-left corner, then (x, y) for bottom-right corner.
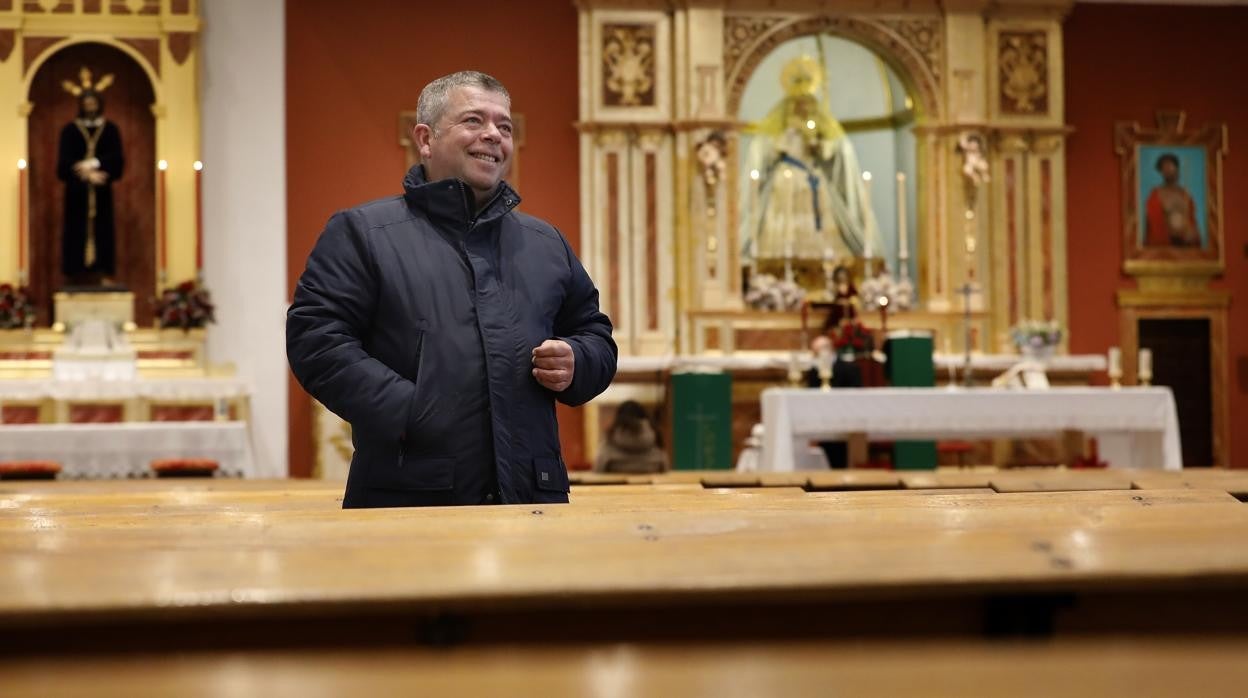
(86, 170), (108, 185)
(532, 339), (575, 392)
(73, 159), (95, 178)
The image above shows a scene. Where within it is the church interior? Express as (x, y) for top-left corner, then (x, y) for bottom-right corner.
(2, 0), (1247, 693)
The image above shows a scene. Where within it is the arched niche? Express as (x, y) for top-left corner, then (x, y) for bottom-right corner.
(735, 33), (921, 297)
(724, 16), (942, 309)
(26, 41), (157, 326)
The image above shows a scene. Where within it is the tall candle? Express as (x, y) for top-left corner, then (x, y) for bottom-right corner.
(158, 160), (168, 278)
(193, 160), (204, 275)
(17, 159), (27, 281)
(896, 172), (908, 260)
(1107, 347), (1122, 377)
(1138, 348), (1152, 378)
(861, 171), (873, 258)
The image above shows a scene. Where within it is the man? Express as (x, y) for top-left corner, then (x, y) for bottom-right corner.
(56, 70), (124, 284)
(288, 71), (616, 508)
(1144, 153), (1200, 247)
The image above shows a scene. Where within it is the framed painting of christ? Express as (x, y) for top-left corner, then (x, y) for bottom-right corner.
(1114, 111), (1227, 276)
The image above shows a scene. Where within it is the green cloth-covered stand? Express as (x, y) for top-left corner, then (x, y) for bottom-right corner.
(885, 331), (938, 470)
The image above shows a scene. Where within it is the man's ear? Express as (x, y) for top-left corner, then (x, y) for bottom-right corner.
(413, 123), (433, 160)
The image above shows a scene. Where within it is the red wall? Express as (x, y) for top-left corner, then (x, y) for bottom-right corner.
(1065, 3), (1248, 467)
(285, 0), (583, 476)
(285, 2), (1247, 475)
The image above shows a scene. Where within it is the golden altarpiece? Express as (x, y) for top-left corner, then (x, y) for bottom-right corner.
(0, 1), (248, 431)
(576, 0), (1093, 462)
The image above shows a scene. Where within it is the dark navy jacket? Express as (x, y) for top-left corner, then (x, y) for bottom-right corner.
(287, 166), (616, 508)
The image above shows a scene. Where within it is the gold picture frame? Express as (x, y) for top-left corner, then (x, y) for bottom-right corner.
(1114, 111), (1227, 277)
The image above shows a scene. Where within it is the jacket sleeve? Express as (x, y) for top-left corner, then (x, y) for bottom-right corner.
(287, 211), (416, 441)
(552, 234), (617, 407)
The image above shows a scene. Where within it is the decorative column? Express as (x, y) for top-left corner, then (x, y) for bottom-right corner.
(577, 4), (676, 357)
(984, 12), (1071, 352)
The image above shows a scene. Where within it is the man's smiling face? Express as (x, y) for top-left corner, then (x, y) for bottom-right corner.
(418, 85), (513, 205)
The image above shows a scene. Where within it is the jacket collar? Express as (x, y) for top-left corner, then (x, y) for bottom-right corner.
(402, 165), (520, 231)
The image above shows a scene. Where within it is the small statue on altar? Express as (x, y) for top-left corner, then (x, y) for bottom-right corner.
(823, 265), (860, 333)
(811, 265), (871, 358)
(742, 56), (877, 270)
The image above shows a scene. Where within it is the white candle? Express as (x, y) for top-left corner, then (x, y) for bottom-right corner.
(1138, 348), (1152, 377)
(896, 172), (908, 260)
(1107, 347), (1122, 376)
(861, 171), (873, 258)
(788, 351), (803, 385)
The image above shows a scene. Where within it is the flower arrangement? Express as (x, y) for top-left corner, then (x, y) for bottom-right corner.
(155, 280), (216, 330)
(744, 273), (806, 312)
(0, 283), (36, 329)
(1010, 319), (1062, 353)
(831, 320), (873, 356)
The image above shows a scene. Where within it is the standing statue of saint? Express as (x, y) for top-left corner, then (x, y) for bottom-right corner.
(57, 67), (124, 285)
(742, 55), (879, 268)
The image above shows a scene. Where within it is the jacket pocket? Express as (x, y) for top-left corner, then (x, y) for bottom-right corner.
(407, 324), (427, 381)
(533, 456), (569, 493)
(371, 454), (455, 491)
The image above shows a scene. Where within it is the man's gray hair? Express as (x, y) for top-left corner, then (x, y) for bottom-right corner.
(416, 71), (510, 129)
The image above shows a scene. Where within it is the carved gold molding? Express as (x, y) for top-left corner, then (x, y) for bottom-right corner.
(998, 30), (1048, 115)
(723, 15), (943, 119)
(723, 15), (784, 80)
(602, 23), (657, 107)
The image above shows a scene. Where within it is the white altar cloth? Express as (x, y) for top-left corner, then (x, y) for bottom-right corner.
(617, 353), (1106, 374)
(760, 387), (1182, 471)
(0, 377), (250, 402)
(0, 422), (254, 478)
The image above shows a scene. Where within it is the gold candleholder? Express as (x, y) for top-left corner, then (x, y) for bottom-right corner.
(787, 351), (804, 387)
(817, 350), (833, 391)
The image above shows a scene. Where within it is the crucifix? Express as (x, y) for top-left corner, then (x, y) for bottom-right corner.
(957, 281), (975, 387)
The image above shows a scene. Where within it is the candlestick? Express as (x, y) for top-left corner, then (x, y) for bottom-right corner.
(158, 159), (168, 282)
(817, 348), (833, 391)
(896, 172), (908, 260)
(788, 351), (803, 387)
(800, 300), (809, 347)
(1107, 347), (1122, 389)
(17, 159), (28, 284)
(1138, 347), (1152, 387)
(861, 171), (873, 259)
(194, 160), (204, 277)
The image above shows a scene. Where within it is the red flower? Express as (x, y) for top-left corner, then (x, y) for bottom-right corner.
(155, 280), (216, 330)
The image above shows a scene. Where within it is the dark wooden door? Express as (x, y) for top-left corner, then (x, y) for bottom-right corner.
(1139, 318), (1213, 467)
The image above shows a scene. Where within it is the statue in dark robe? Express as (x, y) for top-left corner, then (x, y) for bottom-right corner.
(56, 68), (124, 284)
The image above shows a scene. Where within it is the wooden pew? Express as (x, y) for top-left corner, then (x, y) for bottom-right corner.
(3, 639), (1247, 697)
(2, 484), (1246, 650)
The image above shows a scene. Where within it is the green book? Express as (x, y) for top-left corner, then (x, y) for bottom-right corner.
(671, 371), (733, 470)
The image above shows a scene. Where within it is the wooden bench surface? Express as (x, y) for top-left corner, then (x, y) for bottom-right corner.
(2, 639), (1246, 697)
(1, 486), (1245, 624)
(6, 490), (1234, 544)
(1131, 470), (1248, 496)
(1, 482), (1234, 522)
(7, 468), (1244, 496)
(990, 471), (1138, 493)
